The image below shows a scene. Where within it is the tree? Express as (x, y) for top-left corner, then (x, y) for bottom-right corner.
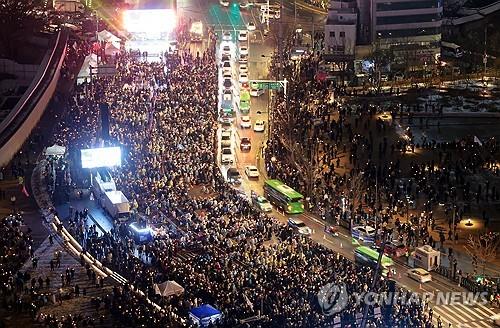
(0, 0), (46, 59)
(464, 232), (500, 275)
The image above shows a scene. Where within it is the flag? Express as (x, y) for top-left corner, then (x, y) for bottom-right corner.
(21, 184), (30, 198)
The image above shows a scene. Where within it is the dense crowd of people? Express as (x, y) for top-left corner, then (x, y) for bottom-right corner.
(32, 27), (455, 326)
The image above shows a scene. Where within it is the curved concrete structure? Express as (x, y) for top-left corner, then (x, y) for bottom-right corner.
(0, 29), (68, 167)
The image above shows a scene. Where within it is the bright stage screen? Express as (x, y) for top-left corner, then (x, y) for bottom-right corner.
(123, 9), (176, 34)
(81, 147), (122, 169)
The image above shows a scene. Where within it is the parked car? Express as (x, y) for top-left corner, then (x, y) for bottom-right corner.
(240, 115), (251, 128)
(407, 268), (432, 283)
(220, 0), (230, 7)
(220, 147), (234, 164)
(239, 63), (248, 73)
(253, 120), (265, 132)
(251, 191), (272, 212)
(238, 30), (248, 41)
(247, 21), (256, 31)
(384, 241), (408, 258)
(240, 137), (251, 151)
(220, 130), (232, 147)
(222, 31), (232, 40)
(245, 165), (259, 178)
(288, 218), (312, 235)
(250, 88), (264, 97)
(239, 45), (248, 56)
(227, 167), (241, 184)
(351, 225), (376, 242)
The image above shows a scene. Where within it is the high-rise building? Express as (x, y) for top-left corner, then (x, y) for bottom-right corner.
(372, 0), (443, 69)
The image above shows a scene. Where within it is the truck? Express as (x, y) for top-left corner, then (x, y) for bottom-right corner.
(54, 0), (85, 13)
(190, 21), (203, 42)
(92, 168), (116, 197)
(102, 190), (130, 219)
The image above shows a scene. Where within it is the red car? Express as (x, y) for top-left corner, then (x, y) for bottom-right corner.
(240, 137), (251, 151)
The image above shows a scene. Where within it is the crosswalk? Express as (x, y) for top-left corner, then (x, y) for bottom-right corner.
(433, 302), (498, 328)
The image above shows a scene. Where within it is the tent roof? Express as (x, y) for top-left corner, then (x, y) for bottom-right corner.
(190, 304), (221, 319)
(44, 144), (66, 156)
(153, 280), (184, 297)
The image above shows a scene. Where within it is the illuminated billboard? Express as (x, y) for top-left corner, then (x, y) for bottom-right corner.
(123, 9), (176, 34)
(81, 147), (122, 168)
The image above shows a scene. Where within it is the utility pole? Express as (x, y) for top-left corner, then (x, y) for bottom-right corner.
(360, 231), (389, 328)
(483, 24), (488, 81)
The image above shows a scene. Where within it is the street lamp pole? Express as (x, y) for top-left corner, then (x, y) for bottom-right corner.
(483, 24), (488, 81)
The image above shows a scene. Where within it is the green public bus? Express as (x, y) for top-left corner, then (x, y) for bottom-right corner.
(264, 179), (304, 214)
(239, 90), (250, 115)
(355, 246), (394, 277)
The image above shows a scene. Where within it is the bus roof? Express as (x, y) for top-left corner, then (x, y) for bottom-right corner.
(265, 179), (303, 199)
(240, 90), (250, 101)
(441, 41), (460, 49)
(356, 246), (394, 267)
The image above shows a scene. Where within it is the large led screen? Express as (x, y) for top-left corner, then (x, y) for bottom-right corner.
(81, 147), (122, 169)
(123, 9), (176, 33)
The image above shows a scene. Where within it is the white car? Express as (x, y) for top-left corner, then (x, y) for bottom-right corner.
(245, 165), (260, 178)
(288, 218), (312, 235)
(221, 147), (234, 164)
(239, 45), (248, 56)
(239, 1), (250, 9)
(253, 120), (265, 132)
(223, 89), (232, 101)
(250, 88), (264, 97)
(220, 130), (232, 148)
(220, 0), (230, 7)
(239, 73), (249, 83)
(222, 31), (232, 41)
(407, 268), (432, 283)
(247, 22), (256, 31)
(223, 71), (232, 80)
(352, 225), (376, 241)
(222, 45), (231, 56)
(239, 63), (248, 73)
(252, 194), (272, 212)
(238, 30), (248, 41)
(240, 115), (251, 128)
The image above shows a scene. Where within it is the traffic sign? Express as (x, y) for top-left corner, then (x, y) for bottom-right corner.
(250, 81), (282, 90)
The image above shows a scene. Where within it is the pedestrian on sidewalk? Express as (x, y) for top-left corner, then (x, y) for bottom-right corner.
(49, 234), (53, 245)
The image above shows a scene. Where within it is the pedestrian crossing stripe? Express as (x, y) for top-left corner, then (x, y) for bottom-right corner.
(431, 302), (498, 328)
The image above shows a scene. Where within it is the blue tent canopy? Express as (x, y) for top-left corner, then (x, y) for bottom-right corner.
(189, 304), (222, 327)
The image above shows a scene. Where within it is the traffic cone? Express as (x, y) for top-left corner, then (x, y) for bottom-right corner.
(340, 242), (343, 248)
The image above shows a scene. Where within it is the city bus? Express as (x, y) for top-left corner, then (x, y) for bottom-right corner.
(355, 246), (394, 277)
(263, 179), (304, 214)
(239, 90), (250, 114)
(441, 41), (463, 58)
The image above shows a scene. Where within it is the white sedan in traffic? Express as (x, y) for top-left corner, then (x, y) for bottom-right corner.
(245, 165), (260, 179)
(222, 31), (232, 41)
(238, 30), (248, 41)
(240, 115), (251, 128)
(288, 218), (312, 235)
(239, 45), (248, 56)
(220, 0), (229, 7)
(239, 63), (248, 73)
(407, 268), (432, 283)
(239, 73), (249, 83)
(247, 22), (256, 31)
(253, 120), (265, 132)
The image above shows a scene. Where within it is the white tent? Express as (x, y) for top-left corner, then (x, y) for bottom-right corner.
(153, 281), (184, 297)
(105, 42), (121, 56)
(44, 144), (66, 156)
(77, 54), (98, 85)
(98, 30), (121, 44)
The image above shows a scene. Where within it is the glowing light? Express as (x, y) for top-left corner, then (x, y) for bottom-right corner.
(123, 9), (176, 34)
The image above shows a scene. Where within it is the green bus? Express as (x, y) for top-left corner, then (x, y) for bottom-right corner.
(239, 90), (250, 115)
(264, 179), (304, 214)
(354, 246), (394, 277)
